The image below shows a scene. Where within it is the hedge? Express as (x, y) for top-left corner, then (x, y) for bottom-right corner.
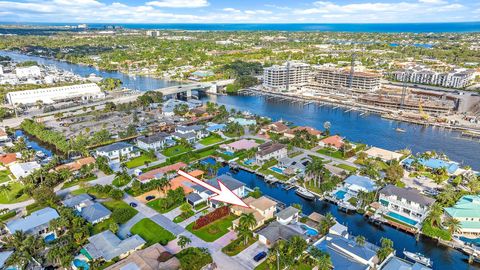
(193, 206), (229, 230)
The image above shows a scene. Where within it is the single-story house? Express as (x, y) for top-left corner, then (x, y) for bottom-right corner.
(5, 207), (59, 236)
(229, 117), (256, 126)
(165, 169), (204, 195)
(55, 157), (96, 172)
(136, 132), (173, 151)
(402, 157), (460, 175)
(162, 99), (199, 117)
(104, 243), (180, 270)
(221, 139), (259, 152)
(306, 212), (325, 228)
(319, 135), (345, 149)
(84, 230), (146, 262)
(444, 195), (480, 236)
(284, 126), (322, 139)
(206, 123), (226, 133)
(9, 161), (41, 179)
(137, 162), (187, 182)
(364, 147), (403, 163)
(0, 153), (17, 167)
(261, 121), (289, 134)
(0, 251), (13, 269)
(62, 194), (111, 224)
(231, 196), (277, 229)
(381, 256), (432, 270)
(276, 206), (300, 225)
(63, 193), (94, 210)
(257, 221), (306, 247)
(190, 174), (246, 207)
(343, 175), (377, 196)
(255, 142), (287, 165)
(95, 142), (139, 161)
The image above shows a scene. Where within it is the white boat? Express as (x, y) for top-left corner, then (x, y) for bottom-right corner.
(403, 251), (432, 267)
(396, 128), (406, 133)
(35, 151), (45, 158)
(295, 187), (315, 200)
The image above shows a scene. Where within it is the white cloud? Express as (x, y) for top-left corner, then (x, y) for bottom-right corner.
(244, 10), (272, 15)
(146, 0), (208, 8)
(418, 0), (447, 4)
(223, 8), (241, 13)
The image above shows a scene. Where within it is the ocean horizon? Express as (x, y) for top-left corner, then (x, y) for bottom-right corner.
(1, 22), (480, 33)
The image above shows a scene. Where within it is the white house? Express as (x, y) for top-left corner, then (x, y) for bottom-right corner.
(136, 132), (173, 151)
(190, 174), (246, 208)
(9, 161), (41, 179)
(275, 206), (300, 225)
(172, 125), (208, 144)
(95, 142), (138, 161)
(255, 142), (287, 165)
(15, 66), (41, 79)
(379, 185), (435, 226)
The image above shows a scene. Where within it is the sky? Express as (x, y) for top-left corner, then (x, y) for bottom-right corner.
(0, 0), (479, 24)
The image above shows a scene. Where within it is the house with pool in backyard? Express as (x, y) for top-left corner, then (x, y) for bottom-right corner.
(186, 174), (248, 208)
(5, 207), (59, 242)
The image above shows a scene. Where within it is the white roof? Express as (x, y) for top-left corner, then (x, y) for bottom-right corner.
(6, 207), (59, 234)
(9, 161), (41, 179)
(364, 147), (403, 162)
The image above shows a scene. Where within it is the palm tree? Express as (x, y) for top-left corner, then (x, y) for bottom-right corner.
(5, 231), (45, 269)
(355, 235), (366, 247)
(237, 213), (257, 245)
(310, 247), (332, 270)
(156, 178), (171, 195)
(444, 216), (462, 235)
(0, 184), (12, 200)
(426, 203), (443, 227)
(376, 237), (394, 263)
(178, 235), (192, 249)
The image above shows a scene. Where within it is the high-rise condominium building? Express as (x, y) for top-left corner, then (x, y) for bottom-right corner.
(263, 62), (311, 91)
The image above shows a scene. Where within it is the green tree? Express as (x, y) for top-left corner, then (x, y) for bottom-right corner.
(376, 237), (394, 262)
(178, 235), (192, 249)
(5, 231), (45, 269)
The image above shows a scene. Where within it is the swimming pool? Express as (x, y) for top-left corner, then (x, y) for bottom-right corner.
(200, 157), (216, 165)
(244, 159), (255, 165)
(223, 151), (235, 156)
(73, 259), (90, 270)
(301, 224), (319, 236)
(335, 190), (347, 200)
(44, 233), (56, 243)
(270, 166), (284, 174)
(386, 211), (418, 226)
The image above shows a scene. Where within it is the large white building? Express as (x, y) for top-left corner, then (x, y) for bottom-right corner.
(392, 67), (476, 89)
(6, 83), (105, 105)
(313, 67), (382, 92)
(263, 62), (311, 91)
(15, 66), (41, 79)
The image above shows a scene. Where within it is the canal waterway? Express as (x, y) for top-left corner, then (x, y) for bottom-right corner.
(2, 50), (479, 170)
(218, 165), (480, 270)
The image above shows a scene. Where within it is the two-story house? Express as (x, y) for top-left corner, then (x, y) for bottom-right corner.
(172, 125), (208, 144)
(62, 194), (111, 224)
(136, 132), (174, 151)
(444, 195), (480, 237)
(95, 142), (139, 161)
(231, 196), (277, 229)
(379, 185), (435, 227)
(255, 142), (287, 165)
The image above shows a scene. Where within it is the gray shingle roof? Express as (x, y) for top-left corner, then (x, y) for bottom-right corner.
(276, 206), (300, 220)
(257, 142), (286, 157)
(137, 133), (170, 144)
(257, 221), (305, 244)
(192, 174), (245, 193)
(186, 193), (203, 204)
(81, 203), (112, 223)
(379, 185), (435, 207)
(85, 231), (146, 261)
(96, 142), (133, 153)
(63, 194), (93, 208)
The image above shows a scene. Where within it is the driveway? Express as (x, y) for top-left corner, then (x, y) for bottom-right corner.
(233, 241), (269, 269)
(118, 212), (146, 239)
(214, 231), (237, 248)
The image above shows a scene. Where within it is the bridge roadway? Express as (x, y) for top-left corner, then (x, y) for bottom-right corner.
(152, 79), (234, 97)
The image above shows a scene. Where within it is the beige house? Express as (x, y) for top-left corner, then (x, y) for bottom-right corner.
(105, 243), (180, 270)
(231, 196), (277, 229)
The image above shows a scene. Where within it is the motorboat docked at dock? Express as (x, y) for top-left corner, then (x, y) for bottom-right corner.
(295, 187), (315, 200)
(403, 250), (432, 267)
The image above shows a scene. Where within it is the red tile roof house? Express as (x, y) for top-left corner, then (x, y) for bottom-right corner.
(221, 139), (259, 152)
(137, 162), (187, 183)
(319, 135), (345, 150)
(0, 153), (18, 167)
(284, 126), (323, 139)
(260, 121), (290, 134)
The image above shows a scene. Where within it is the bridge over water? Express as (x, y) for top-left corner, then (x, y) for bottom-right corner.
(153, 79), (234, 98)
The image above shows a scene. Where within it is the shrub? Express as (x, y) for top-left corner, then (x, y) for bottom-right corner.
(193, 206), (229, 230)
(111, 208), (136, 224)
(176, 247), (212, 270)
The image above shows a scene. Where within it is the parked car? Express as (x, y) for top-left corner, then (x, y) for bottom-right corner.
(129, 202), (138, 207)
(145, 195), (156, 201)
(253, 251), (267, 262)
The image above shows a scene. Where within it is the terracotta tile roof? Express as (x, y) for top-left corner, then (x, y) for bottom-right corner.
(320, 135), (344, 149)
(269, 121), (289, 133)
(0, 129), (7, 137)
(286, 126), (323, 136)
(0, 153), (16, 165)
(138, 162), (187, 182)
(55, 157), (95, 171)
(168, 170), (204, 194)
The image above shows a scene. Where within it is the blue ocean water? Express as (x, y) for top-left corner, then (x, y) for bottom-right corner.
(2, 22), (480, 33)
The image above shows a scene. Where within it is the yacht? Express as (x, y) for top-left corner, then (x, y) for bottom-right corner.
(295, 187), (315, 200)
(35, 151), (46, 159)
(395, 128), (406, 133)
(403, 251), (432, 267)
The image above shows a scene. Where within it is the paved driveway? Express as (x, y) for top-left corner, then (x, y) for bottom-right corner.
(214, 231), (237, 248)
(234, 241), (269, 269)
(118, 212), (145, 239)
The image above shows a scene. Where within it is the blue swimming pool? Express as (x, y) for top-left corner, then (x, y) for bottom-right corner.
(386, 211), (418, 226)
(200, 157), (216, 165)
(301, 224), (319, 236)
(335, 190), (347, 200)
(223, 151), (234, 156)
(270, 166), (284, 174)
(244, 159), (255, 165)
(73, 259), (90, 270)
(44, 233), (56, 243)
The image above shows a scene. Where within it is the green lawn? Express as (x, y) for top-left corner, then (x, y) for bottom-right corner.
(0, 182), (30, 204)
(147, 198), (183, 214)
(258, 168), (289, 181)
(316, 148), (345, 159)
(91, 218), (116, 235)
(334, 163), (357, 172)
(173, 210), (195, 223)
(102, 200), (138, 223)
(199, 135), (223, 146)
(70, 187), (110, 199)
(162, 145), (193, 157)
(130, 218), (175, 245)
(62, 175), (96, 188)
(222, 236), (257, 256)
(0, 170), (12, 184)
(124, 154), (157, 169)
(26, 202), (47, 215)
(186, 215), (236, 242)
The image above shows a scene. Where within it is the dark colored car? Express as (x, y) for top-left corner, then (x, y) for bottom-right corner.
(129, 202), (138, 207)
(145, 195), (156, 201)
(253, 251), (267, 262)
